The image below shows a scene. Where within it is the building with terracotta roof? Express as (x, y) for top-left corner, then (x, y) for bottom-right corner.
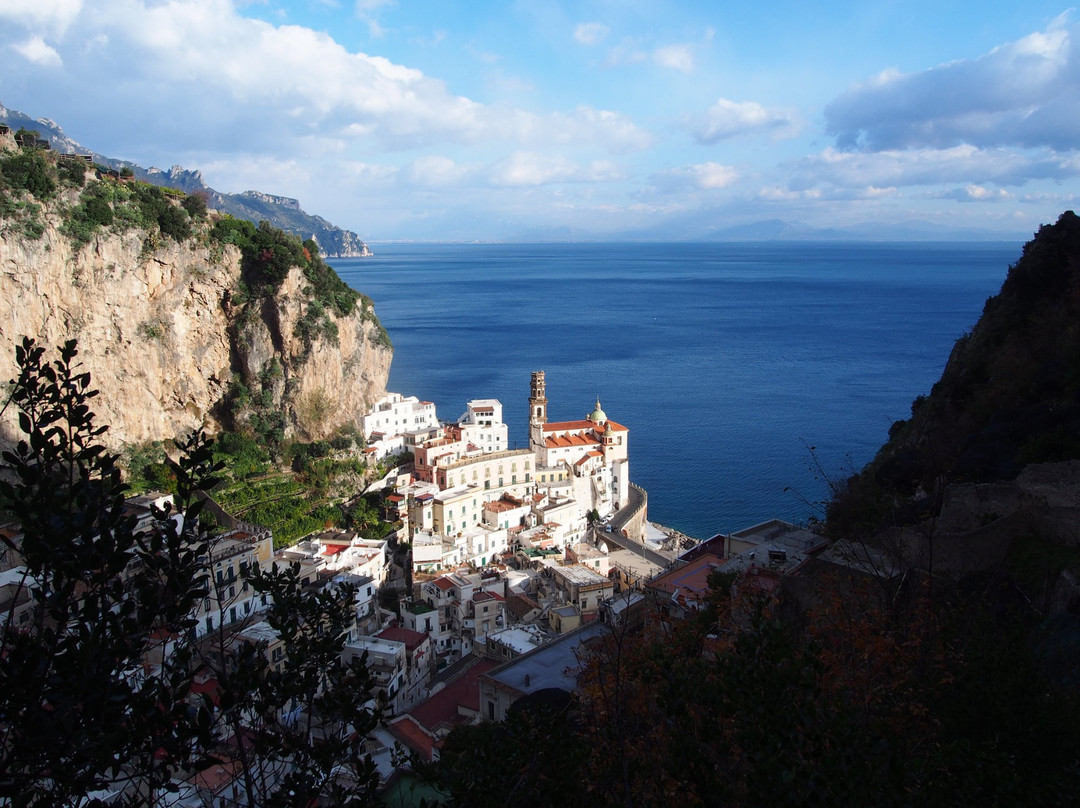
(645, 552), (726, 620)
(529, 370), (631, 518)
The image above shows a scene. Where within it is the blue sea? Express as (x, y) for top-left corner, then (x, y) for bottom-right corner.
(332, 242), (1020, 540)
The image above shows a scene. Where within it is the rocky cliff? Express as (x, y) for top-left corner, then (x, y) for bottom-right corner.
(0, 103), (373, 258)
(0, 169), (391, 452)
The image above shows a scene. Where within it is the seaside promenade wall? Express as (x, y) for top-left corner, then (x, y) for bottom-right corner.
(623, 483), (648, 541)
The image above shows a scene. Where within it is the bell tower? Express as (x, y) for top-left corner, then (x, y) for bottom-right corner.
(529, 370), (548, 451)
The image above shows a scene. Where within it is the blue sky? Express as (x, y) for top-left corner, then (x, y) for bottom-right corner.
(1, 1), (1078, 241)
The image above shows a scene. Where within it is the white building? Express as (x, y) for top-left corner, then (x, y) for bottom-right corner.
(361, 393), (438, 460)
(528, 370), (631, 514)
(345, 635), (407, 713)
(456, 399), (508, 454)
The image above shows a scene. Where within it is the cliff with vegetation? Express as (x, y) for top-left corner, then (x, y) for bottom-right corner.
(822, 210), (1080, 621)
(830, 211), (1080, 528)
(0, 103), (373, 258)
(0, 125), (391, 453)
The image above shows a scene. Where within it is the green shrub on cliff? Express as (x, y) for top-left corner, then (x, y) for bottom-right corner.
(0, 148), (57, 239)
(61, 175), (199, 248)
(212, 219), (360, 319)
(0, 150), (56, 200)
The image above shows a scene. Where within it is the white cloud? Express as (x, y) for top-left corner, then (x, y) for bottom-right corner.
(825, 13), (1080, 152)
(486, 153), (624, 187)
(400, 155), (473, 188)
(688, 98), (799, 143)
(574, 22), (609, 46)
(653, 44), (693, 72)
(1019, 190), (1077, 205)
(758, 186), (821, 201)
(0, 0), (82, 34)
(0, 1), (651, 159)
(785, 145), (1080, 195)
(539, 106), (654, 152)
(934, 185), (1013, 202)
(13, 36), (62, 67)
(489, 153), (580, 186)
(649, 162), (738, 193)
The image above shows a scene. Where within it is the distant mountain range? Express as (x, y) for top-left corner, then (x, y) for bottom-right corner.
(0, 103), (371, 257)
(483, 215), (1029, 245)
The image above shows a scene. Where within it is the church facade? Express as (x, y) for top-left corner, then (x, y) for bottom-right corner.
(528, 370), (631, 515)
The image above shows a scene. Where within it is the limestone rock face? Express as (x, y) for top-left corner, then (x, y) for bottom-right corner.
(0, 212), (391, 451)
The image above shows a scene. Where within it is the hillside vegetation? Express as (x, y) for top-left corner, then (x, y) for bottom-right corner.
(829, 210), (1080, 536)
(0, 104), (372, 257)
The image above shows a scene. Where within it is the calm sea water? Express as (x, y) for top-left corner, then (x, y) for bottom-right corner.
(332, 242), (1020, 540)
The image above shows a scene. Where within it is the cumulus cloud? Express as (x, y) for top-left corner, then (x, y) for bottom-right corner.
(0, 0), (652, 159)
(13, 36), (62, 67)
(574, 22), (609, 45)
(649, 162), (738, 193)
(825, 13), (1080, 151)
(688, 98), (799, 143)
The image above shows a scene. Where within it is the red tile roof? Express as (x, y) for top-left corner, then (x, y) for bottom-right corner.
(545, 433), (600, 449)
(377, 625), (430, 650)
(387, 716), (437, 762)
(190, 759), (243, 793)
(647, 553), (725, 603)
(543, 419), (598, 432)
(408, 658), (499, 735)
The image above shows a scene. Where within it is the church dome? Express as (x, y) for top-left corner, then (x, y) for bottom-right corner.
(588, 398), (607, 424)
